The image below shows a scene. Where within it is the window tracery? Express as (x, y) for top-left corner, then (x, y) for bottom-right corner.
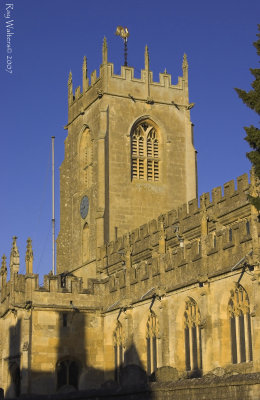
(131, 120), (159, 181)
(56, 359), (79, 390)
(184, 298), (202, 372)
(228, 285), (253, 364)
(146, 311), (159, 375)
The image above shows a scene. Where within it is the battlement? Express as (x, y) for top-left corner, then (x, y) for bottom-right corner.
(93, 171), (259, 305)
(1, 172), (258, 313)
(66, 38), (190, 124)
(97, 172), (251, 259)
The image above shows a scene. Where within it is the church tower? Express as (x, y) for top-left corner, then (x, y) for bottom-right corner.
(56, 38), (197, 274)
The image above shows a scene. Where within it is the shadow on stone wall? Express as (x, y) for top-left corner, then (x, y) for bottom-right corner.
(4, 319), (22, 399)
(4, 311), (259, 400)
(3, 310), (153, 399)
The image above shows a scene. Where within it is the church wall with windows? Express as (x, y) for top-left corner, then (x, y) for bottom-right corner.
(0, 39), (259, 399)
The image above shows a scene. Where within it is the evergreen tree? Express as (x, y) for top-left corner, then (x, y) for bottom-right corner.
(235, 25), (260, 210)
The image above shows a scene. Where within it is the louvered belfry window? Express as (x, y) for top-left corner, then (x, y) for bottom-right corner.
(131, 120), (159, 181)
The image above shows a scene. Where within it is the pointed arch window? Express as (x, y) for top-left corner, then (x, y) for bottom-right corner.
(113, 321), (124, 382)
(184, 298), (202, 372)
(131, 120), (159, 181)
(56, 359), (79, 390)
(229, 286), (253, 364)
(146, 311), (158, 375)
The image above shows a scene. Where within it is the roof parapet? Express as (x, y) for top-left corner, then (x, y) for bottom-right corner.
(67, 38), (190, 113)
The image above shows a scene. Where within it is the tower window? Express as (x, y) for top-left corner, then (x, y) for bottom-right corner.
(131, 120), (159, 182)
(229, 286), (253, 364)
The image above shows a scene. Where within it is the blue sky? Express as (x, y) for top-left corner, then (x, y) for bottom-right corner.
(0, 0), (259, 281)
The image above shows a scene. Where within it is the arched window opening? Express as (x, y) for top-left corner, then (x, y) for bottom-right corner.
(184, 298), (202, 372)
(57, 359), (79, 390)
(146, 312), (158, 375)
(131, 120), (159, 182)
(228, 286), (253, 364)
(113, 321), (124, 382)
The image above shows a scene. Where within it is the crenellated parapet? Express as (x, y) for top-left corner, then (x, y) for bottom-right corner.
(66, 38), (191, 125)
(1, 173), (258, 315)
(96, 172), (259, 305)
(0, 236), (103, 315)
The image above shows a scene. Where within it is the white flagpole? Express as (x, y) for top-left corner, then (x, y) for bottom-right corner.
(51, 136), (55, 275)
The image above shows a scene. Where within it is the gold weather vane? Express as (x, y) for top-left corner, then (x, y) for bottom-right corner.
(115, 26), (129, 66)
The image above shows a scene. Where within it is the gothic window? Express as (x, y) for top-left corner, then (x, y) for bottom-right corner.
(131, 120), (159, 181)
(146, 312), (158, 375)
(184, 298), (202, 372)
(228, 286), (253, 364)
(57, 359), (79, 390)
(113, 321), (124, 382)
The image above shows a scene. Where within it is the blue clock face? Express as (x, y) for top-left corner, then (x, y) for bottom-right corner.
(80, 196), (89, 219)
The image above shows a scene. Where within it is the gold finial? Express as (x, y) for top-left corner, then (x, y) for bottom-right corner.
(115, 26), (129, 40)
(115, 26), (129, 66)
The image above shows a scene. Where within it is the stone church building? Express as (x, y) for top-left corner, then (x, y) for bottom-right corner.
(0, 39), (259, 399)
